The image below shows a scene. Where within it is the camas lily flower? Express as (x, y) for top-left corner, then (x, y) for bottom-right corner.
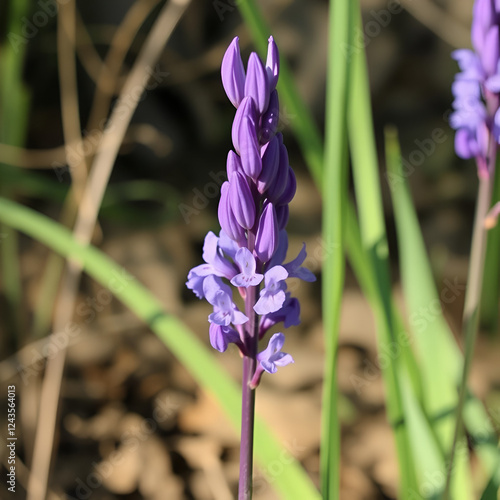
(250, 333), (294, 388)
(450, 0), (500, 177)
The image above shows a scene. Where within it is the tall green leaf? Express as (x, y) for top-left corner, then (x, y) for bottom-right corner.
(346, 3), (418, 496)
(320, 0), (353, 497)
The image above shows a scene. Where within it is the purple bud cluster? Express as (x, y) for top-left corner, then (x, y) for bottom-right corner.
(186, 37), (315, 387)
(451, 0), (500, 176)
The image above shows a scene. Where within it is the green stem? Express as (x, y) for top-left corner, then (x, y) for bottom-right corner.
(480, 155), (500, 334)
(444, 168), (494, 498)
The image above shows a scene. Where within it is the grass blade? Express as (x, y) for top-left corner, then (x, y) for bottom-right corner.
(0, 196), (320, 500)
(346, 3), (419, 496)
(320, 0), (354, 497)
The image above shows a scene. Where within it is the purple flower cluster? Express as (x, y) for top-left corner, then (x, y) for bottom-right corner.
(450, 0), (500, 176)
(186, 37), (315, 387)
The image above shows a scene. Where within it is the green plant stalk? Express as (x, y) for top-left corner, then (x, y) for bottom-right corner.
(346, 14), (417, 494)
(480, 155), (500, 334)
(0, 0), (32, 346)
(320, 0), (353, 498)
(445, 172), (495, 498)
(385, 127), (473, 499)
(0, 195), (321, 500)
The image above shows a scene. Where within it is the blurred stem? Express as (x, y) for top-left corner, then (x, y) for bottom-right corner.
(445, 155), (495, 497)
(0, 0), (32, 347)
(31, 0), (159, 339)
(480, 155), (500, 334)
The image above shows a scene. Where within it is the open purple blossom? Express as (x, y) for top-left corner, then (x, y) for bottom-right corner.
(257, 332), (294, 373)
(259, 293), (300, 338)
(186, 231), (238, 298)
(450, 0), (500, 177)
(231, 248), (264, 287)
(254, 265), (288, 315)
(204, 275), (248, 326)
(269, 230), (316, 281)
(250, 333), (294, 388)
(209, 323), (241, 353)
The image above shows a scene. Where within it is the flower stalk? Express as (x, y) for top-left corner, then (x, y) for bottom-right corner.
(446, 0), (500, 493)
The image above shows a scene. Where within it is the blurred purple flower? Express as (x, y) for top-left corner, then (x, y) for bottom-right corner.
(451, 0), (500, 175)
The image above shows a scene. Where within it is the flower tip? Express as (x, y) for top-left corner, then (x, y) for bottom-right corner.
(245, 52), (270, 114)
(255, 203), (279, 263)
(221, 36), (246, 108)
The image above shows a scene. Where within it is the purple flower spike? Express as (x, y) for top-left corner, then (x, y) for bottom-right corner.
(255, 203), (279, 263)
(257, 135), (280, 194)
(221, 37), (246, 108)
(244, 52), (270, 114)
(254, 265), (288, 315)
(266, 36), (280, 90)
(231, 247), (264, 287)
(209, 323), (240, 353)
(187, 36), (311, 409)
(257, 332), (294, 374)
(451, 0), (500, 177)
(239, 116), (262, 180)
(229, 171), (256, 230)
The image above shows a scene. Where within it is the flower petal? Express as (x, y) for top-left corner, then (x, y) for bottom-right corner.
(244, 52), (270, 114)
(255, 203), (279, 262)
(221, 37), (246, 108)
